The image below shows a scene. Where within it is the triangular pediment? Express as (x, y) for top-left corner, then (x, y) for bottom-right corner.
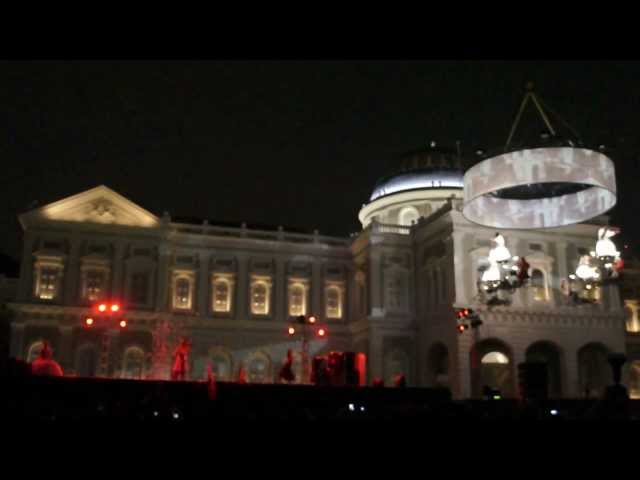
(20, 185), (159, 229)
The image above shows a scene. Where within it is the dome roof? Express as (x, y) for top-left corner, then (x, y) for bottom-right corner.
(369, 144), (464, 202)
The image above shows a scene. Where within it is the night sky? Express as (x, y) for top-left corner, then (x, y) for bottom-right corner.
(1, 60), (639, 266)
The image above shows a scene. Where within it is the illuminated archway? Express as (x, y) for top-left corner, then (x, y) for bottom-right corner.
(470, 339), (515, 397)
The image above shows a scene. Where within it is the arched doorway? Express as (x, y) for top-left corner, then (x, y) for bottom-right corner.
(75, 343), (98, 377)
(471, 339), (515, 397)
(121, 346), (146, 379)
(245, 351), (272, 383)
(427, 343), (449, 388)
(578, 343), (611, 398)
(525, 341), (563, 398)
(383, 349), (409, 386)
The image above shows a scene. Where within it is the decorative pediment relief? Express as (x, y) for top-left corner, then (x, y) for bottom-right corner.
(20, 185), (159, 229)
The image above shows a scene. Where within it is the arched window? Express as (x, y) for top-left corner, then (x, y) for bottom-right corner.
(325, 285), (342, 319)
(531, 269), (547, 302)
(26, 341), (45, 363)
(213, 277), (232, 313)
(173, 276), (192, 310)
(122, 346), (146, 379)
(75, 344), (98, 378)
(288, 282), (306, 316)
(246, 352), (271, 383)
(251, 280), (270, 315)
(399, 207), (419, 227)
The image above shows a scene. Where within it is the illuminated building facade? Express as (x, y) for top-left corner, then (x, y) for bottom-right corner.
(7, 144), (635, 398)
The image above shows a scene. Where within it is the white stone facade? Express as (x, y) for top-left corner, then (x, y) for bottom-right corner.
(7, 183), (631, 398)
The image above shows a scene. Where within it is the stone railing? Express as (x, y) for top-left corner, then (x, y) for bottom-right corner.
(369, 220), (412, 235)
(169, 222), (351, 247)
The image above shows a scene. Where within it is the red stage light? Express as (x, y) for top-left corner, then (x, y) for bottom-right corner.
(308, 315), (316, 324)
(98, 303), (107, 312)
(318, 328), (326, 337)
(85, 318), (94, 326)
(110, 304), (120, 312)
(288, 326), (295, 335)
(119, 320), (127, 328)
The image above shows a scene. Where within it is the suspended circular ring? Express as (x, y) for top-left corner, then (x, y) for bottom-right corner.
(462, 147), (616, 229)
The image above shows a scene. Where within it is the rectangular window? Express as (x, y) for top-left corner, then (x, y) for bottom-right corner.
(288, 282), (307, 317)
(251, 278), (271, 315)
(131, 273), (149, 304)
(213, 277), (232, 313)
(173, 277), (192, 310)
(326, 285), (343, 319)
(85, 270), (106, 302)
(38, 267), (59, 300)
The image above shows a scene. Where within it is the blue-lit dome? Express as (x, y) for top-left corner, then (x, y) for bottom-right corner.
(369, 145), (464, 202)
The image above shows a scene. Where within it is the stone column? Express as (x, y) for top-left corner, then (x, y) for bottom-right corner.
(452, 231), (469, 305)
(17, 232), (37, 302)
(197, 252), (210, 317)
(564, 347), (580, 399)
(369, 249), (383, 317)
(275, 257), (286, 322)
(9, 323), (26, 359)
(456, 335), (473, 399)
(106, 329), (121, 378)
(64, 239), (81, 306)
(111, 241), (126, 299)
(155, 245), (171, 312)
(236, 255), (249, 320)
(311, 259), (322, 319)
(369, 331), (383, 384)
(58, 325), (74, 371)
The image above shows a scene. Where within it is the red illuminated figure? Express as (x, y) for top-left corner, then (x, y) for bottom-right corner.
(31, 341), (64, 377)
(171, 338), (192, 381)
(279, 349), (295, 383)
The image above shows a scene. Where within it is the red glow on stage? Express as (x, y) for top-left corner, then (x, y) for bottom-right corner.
(110, 304), (120, 312)
(85, 318), (94, 326)
(98, 303), (107, 312)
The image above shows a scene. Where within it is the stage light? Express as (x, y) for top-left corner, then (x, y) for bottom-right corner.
(119, 320), (127, 328)
(308, 315), (317, 324)
(317, 328), (326, 337)
(110, 304), (120, 312)
(98, 303), (107, 312)
(288, 326), (295, 336)
(85, 317), (94, 326)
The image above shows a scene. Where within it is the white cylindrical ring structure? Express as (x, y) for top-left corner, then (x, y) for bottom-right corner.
(462, 147), (616, 229)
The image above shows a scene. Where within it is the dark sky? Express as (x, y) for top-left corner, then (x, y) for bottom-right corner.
(1, 60), (639, 263)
